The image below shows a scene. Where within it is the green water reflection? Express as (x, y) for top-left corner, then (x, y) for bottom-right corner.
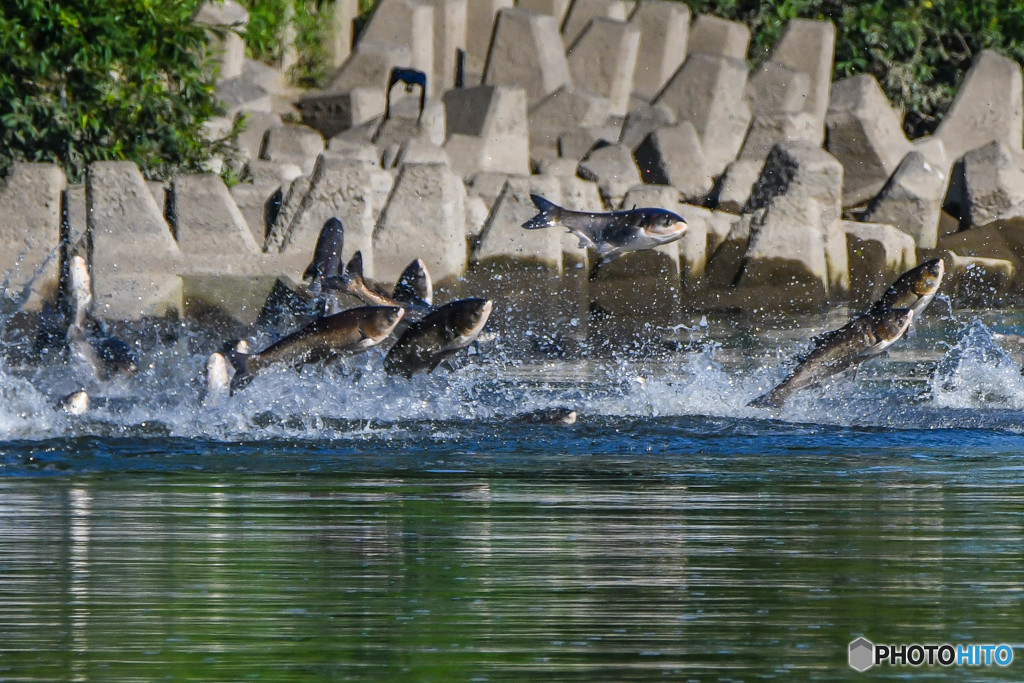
(0, 470), (1021, 680)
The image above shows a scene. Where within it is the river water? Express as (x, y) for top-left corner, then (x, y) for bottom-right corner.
(1, 301), (1023, 679)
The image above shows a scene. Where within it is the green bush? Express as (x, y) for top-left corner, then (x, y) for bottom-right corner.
(0, 0), (239, 183)
(684, 0), (1024, 137)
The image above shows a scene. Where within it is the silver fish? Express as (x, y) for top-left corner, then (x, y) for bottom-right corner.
(749, 308), (915, 408)
(323, 251), (432, 312)
(522, 194), (687, 261)
(302, 218), (346, 289)
(869, 258), (945, 319)
(228, 305), (405, 393)
(384, 299), (493, 378)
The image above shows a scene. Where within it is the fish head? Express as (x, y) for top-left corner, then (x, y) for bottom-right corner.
(874, 308), (914, 342)
(911, 258), (945, 297)
(361, 306), (406, 342)
(69, 255), (92, 314)
(61, 390), (89, 416)
(448, 298), (493, 340)
(641, 210), (688, 244)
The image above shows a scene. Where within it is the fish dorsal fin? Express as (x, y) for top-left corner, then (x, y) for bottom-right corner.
(393, 258), (433, 306)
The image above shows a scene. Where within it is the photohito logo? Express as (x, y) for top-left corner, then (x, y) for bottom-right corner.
(849, 638), (1013, 671)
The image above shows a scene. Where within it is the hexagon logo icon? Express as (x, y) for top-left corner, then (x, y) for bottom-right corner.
(849, 637), (874, 671)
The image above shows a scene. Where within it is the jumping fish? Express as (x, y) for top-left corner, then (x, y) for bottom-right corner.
(64, 256), (137, 381)
(522, 194), (687, 261)
(748, 308), (915, 408)
(302, 218), (346, 290)
(228, 305), (405, 392)
(869, 258), (945, 319)
(383, 298), (493, 378)
(323, 252), (433, 311)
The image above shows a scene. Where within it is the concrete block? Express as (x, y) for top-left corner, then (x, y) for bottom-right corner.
(558, 126), (620, 161)
(484, 8), (572, 105)
(215, 76), (272, 117)
(298, 88), (386, 138)
(618, 101), (677, 149)
(826, 75), (912, 207)
(241, 58), (286, 95)
(561, 0), (633, 47)
(195, 0), (247, 80)
(945, 251), (1015, 305)
(738, 197), (829, 304)
(864, 151), (949, 249)
(737, 110), (819, 164)
(686, 14), (749, 60)
(247, 159), (305, 188)
(360, 0), (435, 93)
(373, 162), (468, 286)
(936, 50), (1024, 162)
(673, 203), (711, 289)
(844, 220), (918, 305)
(395, 139), (451, 166)
(323, 0), (359, 68)
(591, 240), (679, 330)
(0, 163), (64, 310)
(577, 142), (642, 207)
(467, 171), (521, 206)
(87, 161), (183, 319)
(472, 176), (563, 270)
(529, 86), (611, 161)
(517, 0), (571, 22)
(182, 274), (280, 325)
(230, 182), (279, 246)
(704, 213), (751, 289)
(765, 19), (835, 135)
(950, 140), (1024, 229)
(235, 111), (282, 161)
(324, 139), (380, 165)
(745, 141), (843, 224)
(566, 18), (639, 116)
(633, 122), (712, 202)
(654, 53), (751, 177)
(465, 0), (515, 76)
(823, 218), (850, 297)
(171, 174), (266, 275)
(937, 220), (1024, 273)
(629, 1), (690, 101)
(329, 39), (412, 92)
(536, 157), (581, 177)
(63, 184), (88, 263)
(465, 194), (491, 241)
(747, 61), (810, 118)
(444, 85), (531, 177)
(260, 124), (326, 175)
(267, 153), (394, 280)
(420, 0), (468, 91)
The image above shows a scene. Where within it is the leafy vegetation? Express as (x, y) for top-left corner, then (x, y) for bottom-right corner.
(0, 0), (239, 182)
(683, 0), (1024, 137)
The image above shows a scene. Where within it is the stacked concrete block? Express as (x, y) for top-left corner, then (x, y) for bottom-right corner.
(230, 182), (280, 246)
(529, 87), (611, 161)
(374, 101), (447, 156)
(936, 50), (1024, 162)
(394, 139), (452, 167)
(704, 214), (752, 289)
(577, 142), (642, 207)
(472, 177), (564, 271)
(633, 122), (712, 202)
(464, 0), (515, 81)
(444, 85), (531, 178)
(561, 0), (633, 47)
(716, 159), (764, 214)
(686, 14), (749, 60)
(590, 240), (680, 331)
(216, 76), (272, 118)
(465, 195), (491, 241)
(420, 0), (468, 91)
(373, 162), (468, 286)
(735, 142), (845, 302)
(517, 0), (571, 22)
(0, 164), (65, 310)
(323, 0), (359, 69)
(944, 250), (1016, 305)
(87, 162), (183, 320)
(826, 75), (912, 207)
(619, 102), (677, 149)
(763, 19), (835, 143)
(567, 18), (640, 117)
(844, 221), (917, 304)
(863, 151), (949, 249)
(329, 40), (413, 93)
(938, 221), (1023, 273)
(823, 219), (851, 297)
(654, 53), (752, 177)
(484, 8), (572, 105)
(195, 0), (248, 81)
(558, 126), (621, 161)
(267, 153), (394, 281)
(740, 63), (818, 164)
(235, 111), (282, 161)
(359, 0), (435, 94)
(629, 1), (690, 101)
(951, 140), (1024, 229)
(298, 88), (386, 139)
(260, 124), (326, 175)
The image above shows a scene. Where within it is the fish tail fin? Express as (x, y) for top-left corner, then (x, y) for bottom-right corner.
(225, 349), (255, 394)
(522, 194), (562, 230)
(748, 385), (788, 409)
(345, 251), (367, 288)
